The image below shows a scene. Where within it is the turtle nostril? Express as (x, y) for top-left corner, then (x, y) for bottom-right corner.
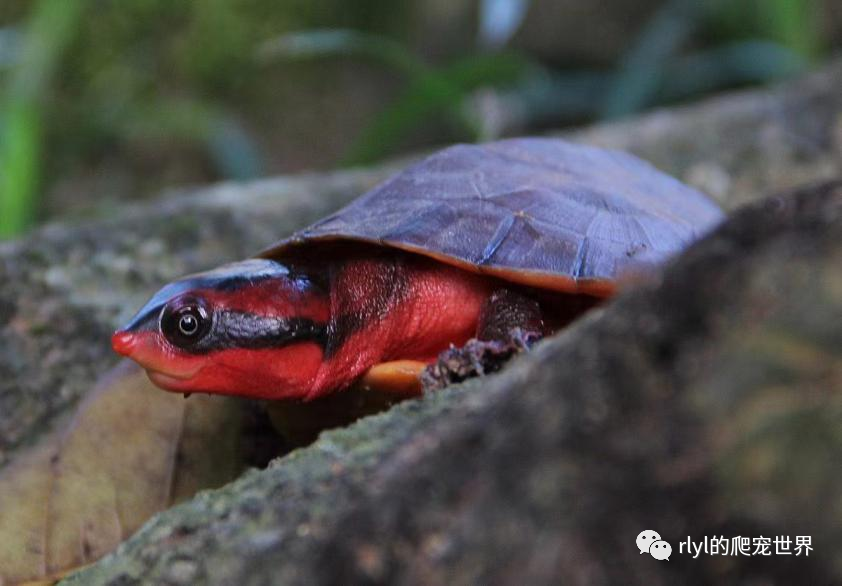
(111, 331), (137, 356)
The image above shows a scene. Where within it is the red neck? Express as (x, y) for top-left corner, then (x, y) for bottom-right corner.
(305, 252), (493, 399)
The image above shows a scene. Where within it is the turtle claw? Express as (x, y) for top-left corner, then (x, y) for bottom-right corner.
(421, 328), (542, 392)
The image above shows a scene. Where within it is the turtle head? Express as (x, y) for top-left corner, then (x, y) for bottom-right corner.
(112, 259), (330, 399)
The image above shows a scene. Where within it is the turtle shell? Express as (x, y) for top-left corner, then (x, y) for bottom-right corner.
(260, 138), (724, 296)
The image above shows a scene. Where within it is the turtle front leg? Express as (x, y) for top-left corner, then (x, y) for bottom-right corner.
(422, 289), (545, 391)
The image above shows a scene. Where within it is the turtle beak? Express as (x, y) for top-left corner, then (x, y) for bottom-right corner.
(110, 328), (203, 386)
(111, 330), (138, 357)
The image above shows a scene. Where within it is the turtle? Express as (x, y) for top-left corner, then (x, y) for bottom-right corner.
(112, 137), (724, 400)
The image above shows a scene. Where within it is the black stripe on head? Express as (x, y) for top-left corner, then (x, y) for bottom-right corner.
(185, 311), (328, 354)
(122, 259), (294, 333)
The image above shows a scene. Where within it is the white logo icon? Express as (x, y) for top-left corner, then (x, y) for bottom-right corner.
(636, 530), (661, 554)
(636, 530), (671, 560)
(650, 540), (672, 561)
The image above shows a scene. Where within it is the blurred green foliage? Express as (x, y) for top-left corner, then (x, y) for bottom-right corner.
(0, 0), (411, 237)
(1, 0), (85, 237)
(709, 0), (823, 59)
(601, 0), (817, 118)
(0, 0), (833, 238)
(259, 29), (530, 164)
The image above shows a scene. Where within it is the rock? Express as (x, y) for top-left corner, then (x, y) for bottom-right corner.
(67, 181), (841, 584)
(0, 59), (838, 583)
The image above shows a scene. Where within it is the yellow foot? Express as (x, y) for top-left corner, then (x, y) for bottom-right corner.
(358, 360), (426, 396)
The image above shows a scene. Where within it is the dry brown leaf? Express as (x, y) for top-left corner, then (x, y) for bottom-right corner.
(0, 361), (245, 585)
(0, 442), (53, 582)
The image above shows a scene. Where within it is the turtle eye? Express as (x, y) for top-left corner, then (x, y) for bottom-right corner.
(161, 298), (211, 348)
(178, 313), (200, 336)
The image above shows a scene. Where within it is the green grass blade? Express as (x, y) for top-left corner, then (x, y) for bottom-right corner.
(0, 100), (39, 237)
(0, 0), (87, 238)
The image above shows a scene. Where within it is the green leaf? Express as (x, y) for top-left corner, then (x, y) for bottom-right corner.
(0, 362), (245, 583)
